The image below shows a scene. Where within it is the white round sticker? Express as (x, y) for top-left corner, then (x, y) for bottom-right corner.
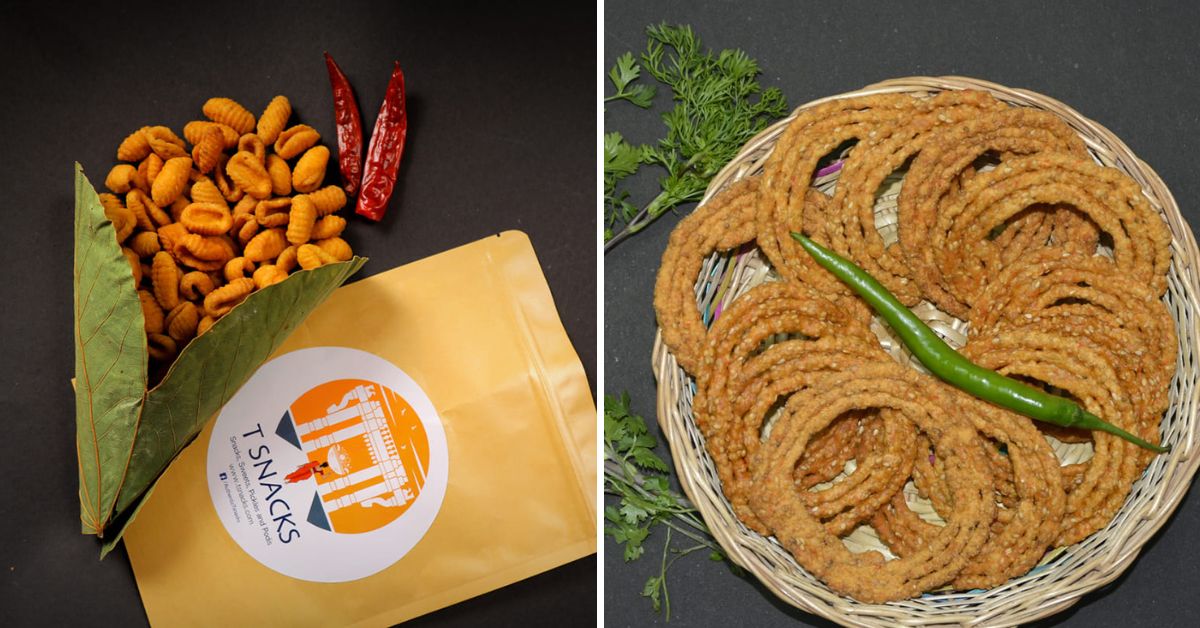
(206, 347), (448, 582)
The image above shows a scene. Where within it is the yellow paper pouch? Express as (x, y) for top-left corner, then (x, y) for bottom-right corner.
(123, 231), (596, 626)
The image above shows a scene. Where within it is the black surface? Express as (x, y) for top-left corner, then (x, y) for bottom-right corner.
(0, 1), (595, 626)
(604, 1), (1200, 626)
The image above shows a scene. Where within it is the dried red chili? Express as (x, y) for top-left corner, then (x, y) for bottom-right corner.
(355, 61), (408, 222)
(323, 52), (364, 197)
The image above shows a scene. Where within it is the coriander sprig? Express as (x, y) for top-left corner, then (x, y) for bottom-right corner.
(604, 392), (736, 620)
(606, 52), (656, 108)
(603, 132), (647, 242)
(603, 24), (788, 252)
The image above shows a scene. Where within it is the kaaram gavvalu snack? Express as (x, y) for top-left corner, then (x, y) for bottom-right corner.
(654, 88), (1177, 602)
(102, 96), (355, 378)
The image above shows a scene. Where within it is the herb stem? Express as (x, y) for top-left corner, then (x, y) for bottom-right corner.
(604, 462), (698, 517)
(659, 518), (723, 552)
(605, 152), (713, 253)
(603, 225), (636, 252)
(660, 528), (673, 621)
(603, 190), (667, 252)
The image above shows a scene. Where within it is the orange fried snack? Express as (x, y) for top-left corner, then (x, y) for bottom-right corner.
(225, 151), (272, 200)
(204, 277), (255, 317)
(180, 203), (233, 235)
(286, 194), (317, 245)
(292, 145), (330, 193)
(202, 97), (256, 135)
(297, 243), (339, 269)
(244, 228), (288, 262)
(192, 128), (224, 174)
(117, 127), (153, 162)
(307, 185), (347, 216)
(274, 124), (320, 159)
(749, 364), (995, 603)
(151, 157), (194, 207)
(256, 95), (291, 145)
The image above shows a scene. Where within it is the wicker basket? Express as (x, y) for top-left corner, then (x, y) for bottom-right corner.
(651, 76), (1200, 626)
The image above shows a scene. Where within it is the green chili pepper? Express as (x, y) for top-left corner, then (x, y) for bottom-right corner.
(790, 232), (1169, 453)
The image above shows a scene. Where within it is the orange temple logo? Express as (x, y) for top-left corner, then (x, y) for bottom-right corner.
(275, 378), (431, 534)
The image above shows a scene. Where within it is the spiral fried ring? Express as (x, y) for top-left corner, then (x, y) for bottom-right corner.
(748, 363), (995, 603)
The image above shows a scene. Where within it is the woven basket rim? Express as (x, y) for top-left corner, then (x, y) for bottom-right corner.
(651, 75), (1200, 627)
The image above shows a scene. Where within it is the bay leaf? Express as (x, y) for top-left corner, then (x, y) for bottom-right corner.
(73, 163), (148, 537)
(73, 163), (367, 550)
(104, 254), (365, 550)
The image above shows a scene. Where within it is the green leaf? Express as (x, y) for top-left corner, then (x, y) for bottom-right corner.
(604, 388), (727, 619)
(602, 114), (649, 240)
(642, 475), (670, 495)
(625, 84), (656, 109)
(606, 519), (649, 561)
(606, 53), (656, 109)
(620, 501), (650, 524)
(73, 163), (148, 537)
(623, 529), (648, 561)
(604, 133), (644, 182)
(632, 432), (657, 448)
(72, 164), (366, 549)
(108, 256), (366, 542)
(603, 391), (625, 416)
(609, 52), (641, 91)
(642, 575), (663, 611)
(630, 446), (669, 472)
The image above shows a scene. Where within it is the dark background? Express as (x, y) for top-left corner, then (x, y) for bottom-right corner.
(605, 1), (1200, 626)
(0, 1), (595, 626)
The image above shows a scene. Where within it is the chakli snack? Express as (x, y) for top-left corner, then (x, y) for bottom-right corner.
(757, 90), (1006, 304)
(870, 385), (1065, 590)
(690, 281), (895, 533)
(757, 93), (921, 299)
(653, 177), (764, 375)
(653, 87), (1177, 602)
(930, 154), (1171, 315)
(748, 363), (996, 604)
(101, 95), (353, 378)
(962, 326), (1147, 546)
(825, 90), (1005, 303)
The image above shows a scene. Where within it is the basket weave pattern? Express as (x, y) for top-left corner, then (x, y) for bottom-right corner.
(652, 76), (1200, 626)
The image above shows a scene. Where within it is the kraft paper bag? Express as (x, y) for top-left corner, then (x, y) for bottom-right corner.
(123, 230), (596, 627)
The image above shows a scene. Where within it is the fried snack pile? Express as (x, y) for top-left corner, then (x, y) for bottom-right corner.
(101, 96), (353, 377)
(653, 90), (1177, 603)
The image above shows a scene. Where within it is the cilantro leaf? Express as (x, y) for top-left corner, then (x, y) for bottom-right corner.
(642, 575), (664, 612)
(606, 52), (657, 108)
(620, 501), (650, 525)
(604, 132), (647, 228)
(604, 133), (644, 184)
(630, 445), (669, 472)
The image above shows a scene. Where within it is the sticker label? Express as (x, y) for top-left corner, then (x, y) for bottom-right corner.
(207, 347), (448, 582)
